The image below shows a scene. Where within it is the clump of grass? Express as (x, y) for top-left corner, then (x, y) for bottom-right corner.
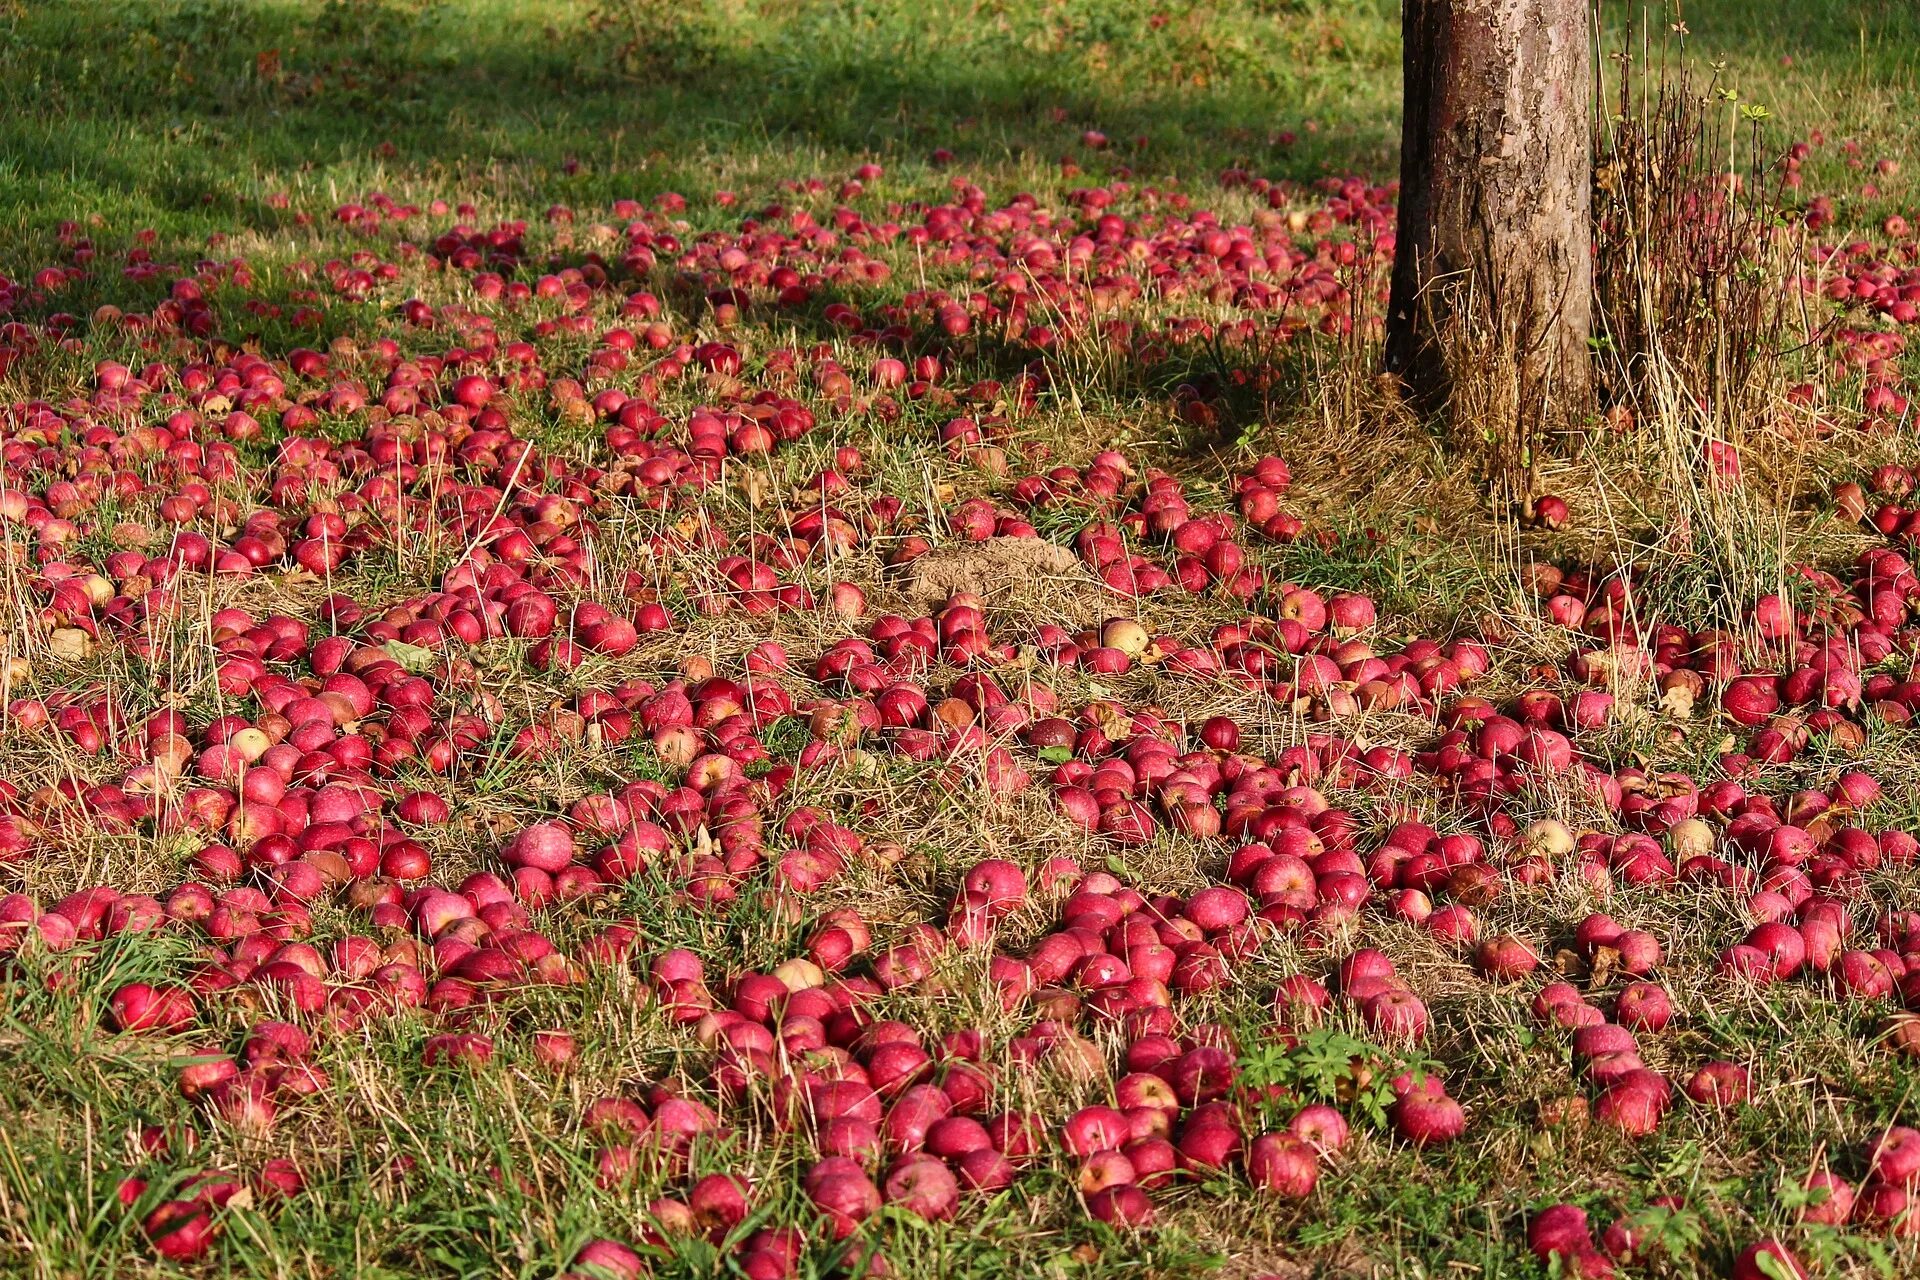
(1590, 7), (1817, 631)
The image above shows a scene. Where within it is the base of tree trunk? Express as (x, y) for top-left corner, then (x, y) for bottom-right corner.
(1385, 0), (1595, 477)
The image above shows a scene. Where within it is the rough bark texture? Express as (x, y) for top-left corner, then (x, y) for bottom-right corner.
(1386, 0), (1592, 440)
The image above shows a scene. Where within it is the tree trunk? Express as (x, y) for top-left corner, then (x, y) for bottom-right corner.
(1386, 0), (1593, 459)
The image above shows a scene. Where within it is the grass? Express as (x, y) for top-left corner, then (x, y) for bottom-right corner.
(0, 0), (1398, 241)
(0, 0), (1913, 251)
(0, 0), (1918, 1278)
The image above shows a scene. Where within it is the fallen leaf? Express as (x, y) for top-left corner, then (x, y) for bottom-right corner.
(385, 641), (438, 673)
(48, 628), (92, 662)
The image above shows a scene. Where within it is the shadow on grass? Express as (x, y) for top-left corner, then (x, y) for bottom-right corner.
(0, 0), (1403, 241)
(0, 0), (1406, 446)
(7, 0), (1901, 450)
(5, 0), (1913, 249)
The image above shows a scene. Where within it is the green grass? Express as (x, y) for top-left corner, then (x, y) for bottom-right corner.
(2, 0), (1915, 258)
(0, 0), (1396, 242)
(2, 1), (1920, 1278)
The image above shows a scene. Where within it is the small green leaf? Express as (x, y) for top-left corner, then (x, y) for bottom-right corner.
(385, 640), (437, 672)
(1037, 745), (1073, 764)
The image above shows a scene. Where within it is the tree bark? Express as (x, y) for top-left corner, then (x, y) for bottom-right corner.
(1386, 0), (1593, 444)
